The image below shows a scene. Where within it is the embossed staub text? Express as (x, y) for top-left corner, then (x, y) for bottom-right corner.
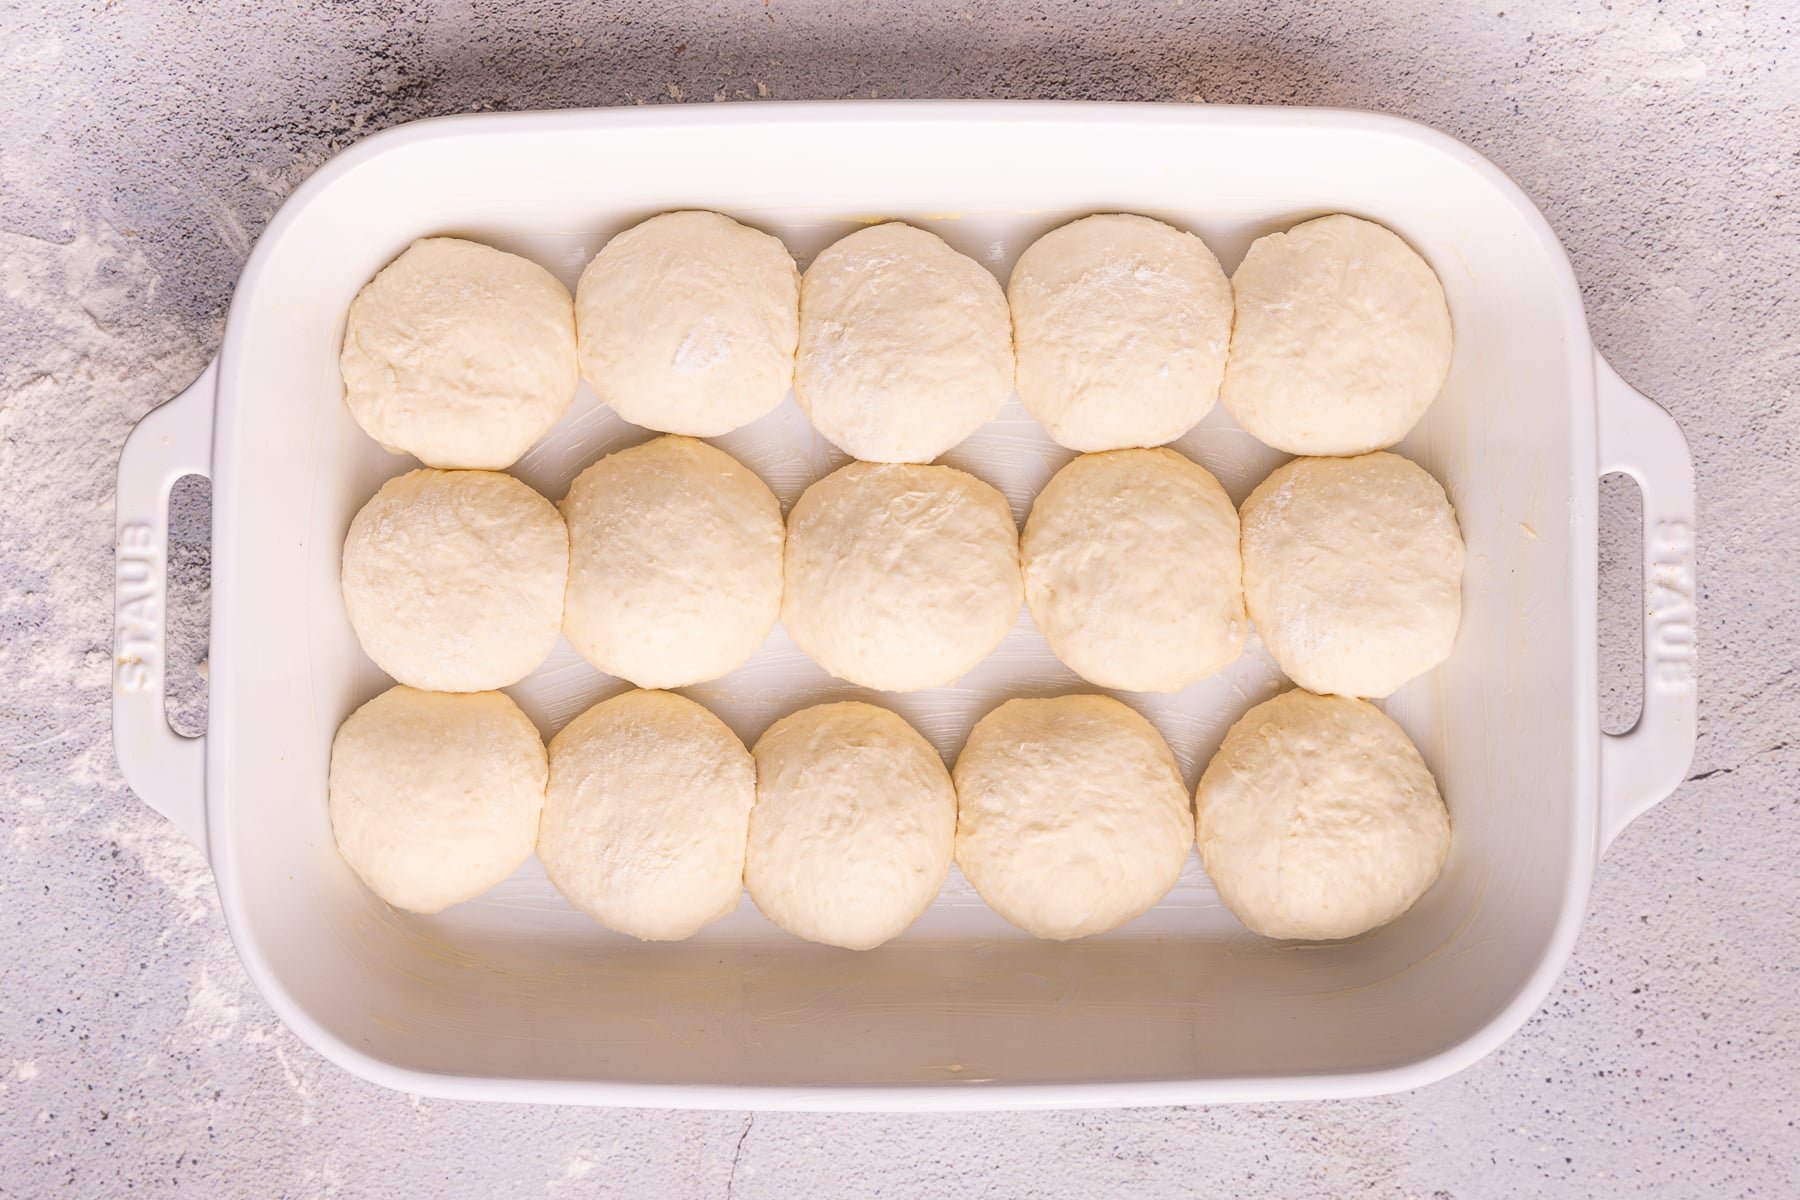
(1647, 518), (1696, 691)
(115, 521), (160, 692)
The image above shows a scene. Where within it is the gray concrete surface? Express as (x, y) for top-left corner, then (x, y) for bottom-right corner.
(2, 1), (1795, 1196)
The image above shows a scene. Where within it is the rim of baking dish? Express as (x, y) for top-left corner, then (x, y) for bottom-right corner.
(207, 100), (1601, 1110)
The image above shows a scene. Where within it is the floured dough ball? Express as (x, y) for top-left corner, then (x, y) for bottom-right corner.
(954, 696), (1191, 940)
(1009, 213), (1233, 451)
(746, 703), (956, 950)
(1022, 448), (1244, 692)
(329, 686), (546, 914)
(561, 436), (784, 688)
(1240, 452), (1464, 698)
(782, 462), (1022, 691)
(340, 237), (578, 469)
(341, 469), (568, 692)
(576, 211), (800, 436)
(1221, 214), (1452, 456)
(795, 222), (1013, 463)
(539, 690), (754, 941)
(1196, 689), (1450, 940)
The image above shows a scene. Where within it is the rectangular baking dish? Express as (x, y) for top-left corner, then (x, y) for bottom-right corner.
(112, 102), (1697, 1109)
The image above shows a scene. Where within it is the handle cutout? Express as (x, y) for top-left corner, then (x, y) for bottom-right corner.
(164, 473), (213, 739)
(1598, 471), (1645, 737)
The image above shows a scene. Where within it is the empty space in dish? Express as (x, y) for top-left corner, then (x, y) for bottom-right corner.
(209, 107), (1593, 1095)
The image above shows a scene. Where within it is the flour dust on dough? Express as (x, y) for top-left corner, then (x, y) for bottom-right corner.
(576, 210), (799, 437)
(794, 222), (1013, 463)
(1009, 213), (1233, 451)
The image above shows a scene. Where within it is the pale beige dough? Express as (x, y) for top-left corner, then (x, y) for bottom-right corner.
(328, 686), (546, 914)
(1221, 214), (1452, 456)
(795, 222), (1013, 463)
(781, 461), (1023, 691)
(1240, 451), (1465, 699)
(576, 211), (799, 437)
(1022, 448), (1244, 692)
(953, 695), (1191, 940)
(561, 436), (784, 689)
(340, 237), (578, 469)
(1195, 689), (1451, 940)
(340, 468), (568, 692)
(1009, 213), (1233, 451)
(746, 702), (956, 950)
(539, 690), (755, 941)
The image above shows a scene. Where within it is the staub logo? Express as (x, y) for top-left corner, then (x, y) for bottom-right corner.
(116, 522), (160, 692)
(1648, 518), (1696, 691)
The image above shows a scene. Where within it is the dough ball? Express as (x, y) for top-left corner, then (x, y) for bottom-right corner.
(341, 469), (568, 692)
(329, 686), (546, 914)
(1022, 448), (1244, 692)
(1221, 214), (1452, 456)
(1009, 213), (1233, 451)
(746, 703), (956, 950)
(782, 462), (1022, 691)
(561, 436), (784, 688)
(954, 696), (1191, 940)
(340, 237), (578, 469)
(539, 690), (754, 941)
(576, 211), (800, 437)
(1240, 452), (1465, 698)
(795, 222), (1013, 463)
(1196, 689), (1450, 940)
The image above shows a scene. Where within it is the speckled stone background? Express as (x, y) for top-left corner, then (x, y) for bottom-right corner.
(2, 1), (1795, 1196)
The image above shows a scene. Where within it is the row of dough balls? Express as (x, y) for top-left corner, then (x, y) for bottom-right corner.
(330, 685), (1450, 946)
(342, 438), (1464, 701)
(339, 211), (1451, 469)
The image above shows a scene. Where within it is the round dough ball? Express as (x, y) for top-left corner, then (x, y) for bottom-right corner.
(1022, 448), (1244, 692)
(1196, 689), (1450, 940)
(1009, 213), (1233, 451)
(747, 703), (956, 950)
(782, 462), (1022, 691)
(954, 696), (1191, 940)
(341, 469), (568, 692)
(795, 222), (1013, 463)
(340, 237), (578, 469)
(575, 211), (800, 437)
(1240, 452), (1465, 698)
(329, 686), (546, 914)
(539, 690), (754, 941)
(561, 436), (784, 688)
(1221, 214), (1452, 456)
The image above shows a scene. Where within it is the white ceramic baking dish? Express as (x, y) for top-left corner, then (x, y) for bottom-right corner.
(112, 102), (1696, 1110)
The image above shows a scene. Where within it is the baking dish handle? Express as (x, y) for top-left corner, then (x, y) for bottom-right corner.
(1595, 355), (1697, 855)
(113, 361), (215, 852)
